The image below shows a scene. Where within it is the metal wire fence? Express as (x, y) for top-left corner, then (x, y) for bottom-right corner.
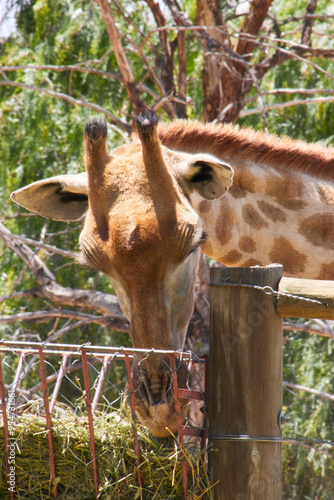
(0, 341), (208, 500)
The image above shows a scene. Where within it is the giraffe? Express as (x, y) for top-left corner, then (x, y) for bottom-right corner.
(10, 112), (334, 436)
(10, 112), (233, 437)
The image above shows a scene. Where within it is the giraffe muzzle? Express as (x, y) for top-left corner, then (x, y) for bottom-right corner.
(131, 355), (190, 437)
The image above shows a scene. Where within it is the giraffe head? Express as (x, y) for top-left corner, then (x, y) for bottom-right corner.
(11, 111), (233, 436)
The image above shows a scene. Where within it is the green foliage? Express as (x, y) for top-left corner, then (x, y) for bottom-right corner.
(283, 327), (334, 498)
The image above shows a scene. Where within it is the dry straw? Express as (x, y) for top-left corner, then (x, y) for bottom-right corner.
(0, 402), (212, 499)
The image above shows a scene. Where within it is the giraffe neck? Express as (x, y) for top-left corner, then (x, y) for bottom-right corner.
(192, 160), (334, 280)
(157, 120), (334, 280)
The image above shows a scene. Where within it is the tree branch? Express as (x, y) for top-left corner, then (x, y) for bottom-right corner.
(283, 381), (334, 402)
(0, 64), (159, 100)
(234, 0), (273, 59)
(163, 1), (212, 52)
(175, 29), (187, 119)
(284, 438), (333, 458)
(96, 0), (147, 113)
(278, 13), (333, 27)
(144, 25), (334, 63)
(143, 0), (178, 119)
(122, 31), (178, 119)
(0, 78), (131, 134)
(0, 288), (41, 304)
(244, 87), (334, 104)
(0, 309), (120, 327)
(1, 63), (123, 81)
(240, 95), (334, 116)
(301, 0), (318, 46)
(1, 231), (77, 259)
(145, 17), (333, 122)
(283, 321), (334, 340)
(0, 222), (126, 320)
(144, 0), (174, 66)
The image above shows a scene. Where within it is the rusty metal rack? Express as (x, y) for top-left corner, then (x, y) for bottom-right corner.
(0, 340), (208, 499)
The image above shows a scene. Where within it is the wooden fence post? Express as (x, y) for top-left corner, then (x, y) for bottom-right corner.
(209, 264), (283, 500)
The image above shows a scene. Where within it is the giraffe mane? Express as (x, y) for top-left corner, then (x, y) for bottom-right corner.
(158, 120), (334, 182)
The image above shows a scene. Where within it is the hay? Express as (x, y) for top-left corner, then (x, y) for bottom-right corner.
(0, 402), (212, 499)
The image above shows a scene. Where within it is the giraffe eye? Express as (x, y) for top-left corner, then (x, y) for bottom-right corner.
(200, 231), (208, 244)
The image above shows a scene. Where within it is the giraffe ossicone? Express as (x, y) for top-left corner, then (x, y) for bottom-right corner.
(10, 112), (334, 435)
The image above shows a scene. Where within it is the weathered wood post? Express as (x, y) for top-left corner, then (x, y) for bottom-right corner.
(209, 264), (283, 500)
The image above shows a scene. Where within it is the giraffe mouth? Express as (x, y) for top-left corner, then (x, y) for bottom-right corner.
(131, 356), (190, 437)
(139, 364), (172, 406)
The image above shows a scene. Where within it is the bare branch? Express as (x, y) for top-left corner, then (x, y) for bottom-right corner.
(285, 438), (333, 458)
(252, 43), (334, 83)
(228, 27), (334, 58)
(1, 64), (123, 81)
(0, 288), (40, 304)
(147, 6), (334, 137)
(0, 78), (131, 134)
(1, 212), (38, 221)
(175, 30), (187, 118)
(0, 307), (129, 333)
(96, 0), (147, 113)
(240, 95), (334, 117)
(278, 13), (334, 27)
(142, 0), (179, 118)
(1, 64), (158, 100)
(244, 87), (334, 104)
(283, 381), (334, 402)
(163, 1), (212, 52)
(301, 0), (318, 46)
(234, 0), (273, 59)
(283, 321), (334, 340)
(1, 230), (77, 259)
(144, 0), (174, 95)
(120, 29), (178, 119)
(0, 222), (126, 320)
(144, 25), (334, 62)
(0, 309), (115, 327)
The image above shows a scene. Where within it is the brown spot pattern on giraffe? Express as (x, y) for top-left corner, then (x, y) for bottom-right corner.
(216, 197), (235, 245)
(241, 258), (263, 267)
(239, 235), (257, 253)
(220, 250), (242, 265)
(257, 200), (287, 223)
(266, 173), (307, 210)
(317, 262), (334, 280)
(198, 199), (212, 214)
(230, 170), (257, 198)
(299, 213), (334, 250)
(269, 237), (307, 275)
(229, 186), (246, 199)
(242, 204), (269, 230)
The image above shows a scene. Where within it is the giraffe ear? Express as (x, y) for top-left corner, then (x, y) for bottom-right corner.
(184, 154), (234, 200)
(10, 173), (88, 221)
